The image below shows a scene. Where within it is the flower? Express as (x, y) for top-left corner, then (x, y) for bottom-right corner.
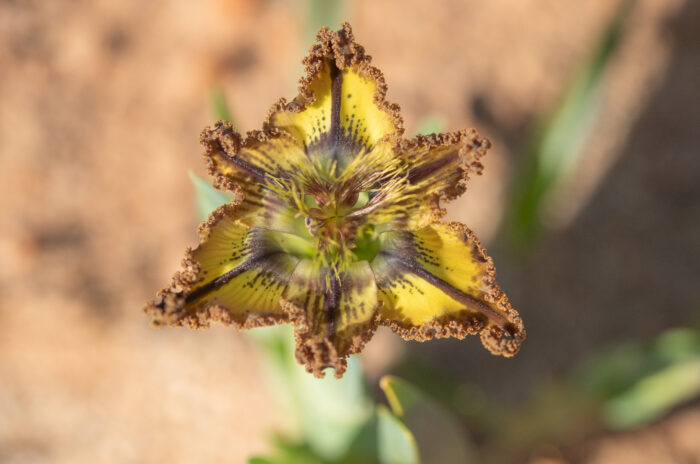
(144, 23), (525, 378)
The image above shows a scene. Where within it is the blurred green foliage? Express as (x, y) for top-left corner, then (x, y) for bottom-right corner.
(503, 0), (634, 254)
(303, 0), (345, 44)
(376, 406), (420, 464)
(189, 171), (232, 221)
(578, 327), (700, 429)
(211, 86), (234, 123)
(414, 114), (446, 137)
(381, 376), (476, 463)
(250, 325), (373, 461)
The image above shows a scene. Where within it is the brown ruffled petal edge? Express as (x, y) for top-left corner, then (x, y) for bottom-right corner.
(142, 203), (289, 330)
(378, 222), (525, 357)
(378, 285), (525, 357)
(403, 128), (492, 203)
(280, 298), (381, 379)
(263, 22), (404, 142)
(200, 119), (300, 192)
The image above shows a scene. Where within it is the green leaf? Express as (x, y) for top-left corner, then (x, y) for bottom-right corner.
(304, 0), (345, 44)
(653, 328), (700, 362)
(296, 356), (373, 460)
(211, 86), (234, 123)
(377, 406), (420, 464)
(604, 359), (700, 429)
(572, 327), (700, 429)
(188, 171), (232, 221)
(248, 435), (329, 464)
(600, 328), (700, 429)
(248, 458), (274, 464)
(503, 0), (634, 253)
(252, 325), (373, 461)
(380, 376), (476, 464)
(340, 415), (381, 464)
(414, 114), (446, 136)
(574, 343), (652, 398)
(381, 376), (420, 417)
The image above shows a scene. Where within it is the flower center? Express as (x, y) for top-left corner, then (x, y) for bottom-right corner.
(300, 189), (379, 267)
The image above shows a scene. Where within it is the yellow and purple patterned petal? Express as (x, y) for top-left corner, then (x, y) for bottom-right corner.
(381, 130), (491, 230)
(281, 260), (379, 378)
(144, 202), (312, 329)
(266, 23), (403, 170)
(371, 222), (525, 356)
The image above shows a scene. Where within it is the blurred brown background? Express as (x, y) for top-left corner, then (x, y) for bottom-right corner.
(1, 0), (698, 463)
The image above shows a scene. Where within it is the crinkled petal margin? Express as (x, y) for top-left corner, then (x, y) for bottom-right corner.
(144, 202), (295, 330)
(372, 222), (525, 357)
(200, 120), (308, 194)
(264, 22), (404, 157)
(402, 129), (490, 205)
(370, 129), (492, 231)
(280, 260), (380, 378)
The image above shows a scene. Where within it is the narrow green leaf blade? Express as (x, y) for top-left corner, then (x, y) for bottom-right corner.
(304, 0), (345, 44)
(247, 458), (274, 464)
(573, 328), (700, 429)
(604, 359), (700, 429)
(252, 325), (372, 461)
(503, 0), (634, 252)
(294, 356), (373, 460)
(414, 113), (446, 136)
(188, 171), (232, 221)
(211, 86), (234, 123)
(380, 376), (476, 463)
(377, 406), (420, 464)
(248, 435), (329, 464)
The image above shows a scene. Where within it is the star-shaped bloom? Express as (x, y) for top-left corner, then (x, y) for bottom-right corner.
(144, 23), (525, 378)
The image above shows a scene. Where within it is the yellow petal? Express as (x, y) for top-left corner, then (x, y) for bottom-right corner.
(144, 203), (313, 329)
(340, 130), (492, 233)
(266, 23), (402, 170)
(371, 222), (525, 356)
(386, 130), (491, 230)
(281, 260), (379, 378)
(199, 120), (319, 238)
(201, 121), (310, 186)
